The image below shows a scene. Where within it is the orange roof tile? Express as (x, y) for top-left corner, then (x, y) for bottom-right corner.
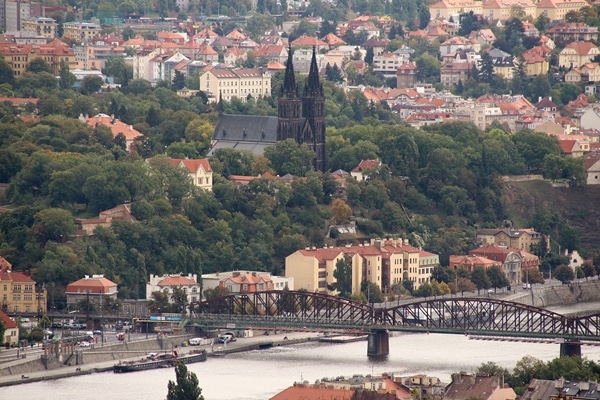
(157, 276), (199, 286)
(270, 386), (354, 400)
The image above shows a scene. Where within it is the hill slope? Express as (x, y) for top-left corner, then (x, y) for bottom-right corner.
(502, 180), (600, 252)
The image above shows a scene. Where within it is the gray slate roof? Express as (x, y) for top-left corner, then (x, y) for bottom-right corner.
(213, 114), (278, 142)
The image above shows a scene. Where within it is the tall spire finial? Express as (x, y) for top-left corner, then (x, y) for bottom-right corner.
(218, 90), (224, 115)
(305, 45), (323, 97)
(280, 44), (298, 98)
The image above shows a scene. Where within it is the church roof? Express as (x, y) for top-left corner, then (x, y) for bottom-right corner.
(210, 114), (280, 156)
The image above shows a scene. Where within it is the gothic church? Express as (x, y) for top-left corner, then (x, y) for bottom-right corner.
(209, 46), (328, 172)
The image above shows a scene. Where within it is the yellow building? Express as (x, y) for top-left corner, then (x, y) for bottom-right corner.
(166, 158), (213, 191)
(63, 22), (102, 43)
(22, 17), (57, 39)
(536, 0), (588, 20)
(522, 52), (549, 76)
(199, 68), (272, 102)
(429, 0), (482, 20)
(285, 239), (438, 295)
(0, 257), (47, 314)
(482, 0), (536, 21)
(0, 39), (76, 77)
(559, 41), (600, 68)
(475, 228), (544, 252)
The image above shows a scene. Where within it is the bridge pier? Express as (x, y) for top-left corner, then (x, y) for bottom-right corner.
(367, 329), (389, 357)
(560, 340), (582, 357)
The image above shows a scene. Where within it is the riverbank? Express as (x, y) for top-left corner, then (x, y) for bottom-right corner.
(0, 331), (322, 388)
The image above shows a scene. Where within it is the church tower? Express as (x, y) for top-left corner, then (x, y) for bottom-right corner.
(277, 46), (302, 142)
(302, 46), (328, 172)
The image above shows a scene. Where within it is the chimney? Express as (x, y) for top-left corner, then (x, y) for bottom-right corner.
(404, 239), (409, 245)
(129, 125), (133, 131)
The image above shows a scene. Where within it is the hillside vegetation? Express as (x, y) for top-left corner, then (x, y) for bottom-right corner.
(503, 180), (600, 253)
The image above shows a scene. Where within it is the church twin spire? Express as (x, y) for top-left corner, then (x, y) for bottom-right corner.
(281, 45), (323, 98)
(305, 46), (323, 97)
(280, 45), (298, 98)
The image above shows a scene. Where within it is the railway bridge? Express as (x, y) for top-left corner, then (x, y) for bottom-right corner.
(189, 291), (600, 356)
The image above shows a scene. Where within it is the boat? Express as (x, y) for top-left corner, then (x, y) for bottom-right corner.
(113, 349), (207, 373)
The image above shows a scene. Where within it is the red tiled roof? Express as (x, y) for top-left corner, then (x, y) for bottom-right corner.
(352, 159), (381, 172)
(66, 276), (117, 294)
(157, 276), (198, 286)
(0, 269), (34, 283)
(0, 310), (17, 329)
(270, 386), (354, 400)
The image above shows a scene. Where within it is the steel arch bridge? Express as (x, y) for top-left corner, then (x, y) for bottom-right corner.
(188, 290), (600, 342)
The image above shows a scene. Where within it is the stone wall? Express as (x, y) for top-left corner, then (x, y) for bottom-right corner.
(500, 175), (544, 182)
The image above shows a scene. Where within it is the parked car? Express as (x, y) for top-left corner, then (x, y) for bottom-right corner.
(188, 338), (203, 346)
(217, 334), (235, 344)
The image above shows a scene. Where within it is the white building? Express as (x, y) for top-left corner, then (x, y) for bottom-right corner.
(199, 68), (271, 102)
(146, 273), (201, 305)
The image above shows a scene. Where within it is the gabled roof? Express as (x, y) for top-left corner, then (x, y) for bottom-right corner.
(352, 159), (381, 172)
(157, 276), (199, 286)
(321, 33), (346, 46)
(179, 158), (213, 173)
(291, 34), (327, 47)
(0, 310), (17, 329)
(0, 269), (34, 283)
(270, 386), (354, 400)
(562, 41), (599, 56)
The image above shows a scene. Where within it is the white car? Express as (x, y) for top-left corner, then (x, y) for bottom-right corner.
(79, 341), (91, 347)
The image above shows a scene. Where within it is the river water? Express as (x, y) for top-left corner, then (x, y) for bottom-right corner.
(2, 301), (600, 399)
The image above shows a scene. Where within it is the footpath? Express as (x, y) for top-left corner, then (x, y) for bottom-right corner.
(0, 331), (321, 388)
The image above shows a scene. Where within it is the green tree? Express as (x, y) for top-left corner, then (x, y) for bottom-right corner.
(0, 57), (15, 85)
(172, 70), (186, 90)
(166, 361), (204, 400)
(58, 60), (75, 90)
(26, 57), (52, 74)
(364, 47), (374, 65)
(333, 258), (353, 297)
(487, 265), (510, 291)
(553, 265), (575, 284)
(471, 266), (492, 294)
(80, 75), (104, 94)
(264, 139), (316, 176)
(32, 208), (77, 244)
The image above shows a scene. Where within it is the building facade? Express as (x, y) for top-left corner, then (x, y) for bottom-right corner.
(65, 275), (118, 311)
(285, 239), (437, 295)
(200, 68), (271, 102)
(146, 274), (201, 305)
(0, 257), (47, 314)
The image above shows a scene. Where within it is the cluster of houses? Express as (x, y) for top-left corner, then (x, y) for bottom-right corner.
(270, 372), (595, 400)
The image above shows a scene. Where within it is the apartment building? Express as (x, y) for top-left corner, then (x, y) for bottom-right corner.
(475, 227), (544, 252)
(0, 39), (76, 77)
(5, 0), (30, 33)
(63, 22), (102, 42)
(285, 239), (437, 295)
(199, 68), (271, 102)
(22, 17), (56, 39)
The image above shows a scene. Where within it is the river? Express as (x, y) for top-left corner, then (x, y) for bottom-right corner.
(2, 301), (600, 399)
(3, 332), (600, 400)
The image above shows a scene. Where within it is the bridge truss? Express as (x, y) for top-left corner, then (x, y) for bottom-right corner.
(189, 291), (600, 341)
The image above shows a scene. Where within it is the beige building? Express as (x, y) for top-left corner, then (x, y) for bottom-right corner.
(536, 0), (588, 21)
(0, 40), (77, 77)
(65, 275), (118, 311)
(63, 22), (102, 43)
(146, 274), (201, 305)
(0, 257), (47, 314)
(166, 158), (213, 191)
(481, 0), (536, 21)
(476, 228), (544, 252)
(200, 68), (272, 102)
(430, 0), (482, 20)
(285, 239), (437, 295)
(22, 17), (57, 39)
(559, 42), (600, 68)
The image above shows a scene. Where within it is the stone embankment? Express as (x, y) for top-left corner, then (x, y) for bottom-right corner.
(504, 280), (600, 308)
(0, 331), (320, 387)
